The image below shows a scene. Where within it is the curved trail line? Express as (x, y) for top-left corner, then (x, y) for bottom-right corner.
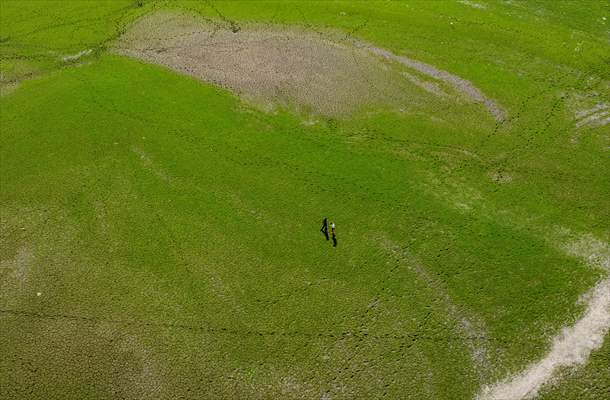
(477, 237), (610, 400)
(362, 45), (506, 122)
(113, 11), (506, 121)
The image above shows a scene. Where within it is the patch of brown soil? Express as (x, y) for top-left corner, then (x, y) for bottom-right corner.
(113, 12), (505, 119)
(113, 12), (411, 116)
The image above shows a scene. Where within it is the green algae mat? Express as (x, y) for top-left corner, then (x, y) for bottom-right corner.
(1, 1), (608, 399)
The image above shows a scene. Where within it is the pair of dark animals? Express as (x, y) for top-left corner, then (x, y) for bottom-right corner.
(320, 218), (337, 247)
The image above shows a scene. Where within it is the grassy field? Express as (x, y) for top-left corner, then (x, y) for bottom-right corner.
(1, 1), (608, 399)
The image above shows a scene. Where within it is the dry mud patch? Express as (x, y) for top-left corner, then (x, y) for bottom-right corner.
(113, 12), (504, 119)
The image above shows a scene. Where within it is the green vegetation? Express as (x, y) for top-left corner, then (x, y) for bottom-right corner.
(1, 1), (608, 399)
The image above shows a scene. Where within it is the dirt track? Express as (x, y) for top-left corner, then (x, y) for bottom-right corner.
(478, 236), (610, 400)
(361, 45), (506, 121)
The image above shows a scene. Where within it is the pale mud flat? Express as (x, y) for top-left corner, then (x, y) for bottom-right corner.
(62, 48), (93, 62)
(568, 88), (610, 143)
(112, 12), (504, 120)
(574, 103), (609, 129)
(113, 12), (407, 116)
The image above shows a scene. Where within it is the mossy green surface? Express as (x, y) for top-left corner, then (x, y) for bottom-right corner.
(1, 1), (608, 399)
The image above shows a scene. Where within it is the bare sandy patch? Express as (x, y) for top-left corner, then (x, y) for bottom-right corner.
(113, 12), (411, 116)
(575, 102), (608, 120)
(564, 233), (610, 271)
(571, 104), (609, 143)
(113, 12), (504, 120)
(575, 108), (609, 129)
(62, 48), (93, 63)
(277, 374), (319, 398)
(574, 100), (609, 131)
(568, 86), (610, 142)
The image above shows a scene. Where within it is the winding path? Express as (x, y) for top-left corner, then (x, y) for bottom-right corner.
(477, 239), (610, 399)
